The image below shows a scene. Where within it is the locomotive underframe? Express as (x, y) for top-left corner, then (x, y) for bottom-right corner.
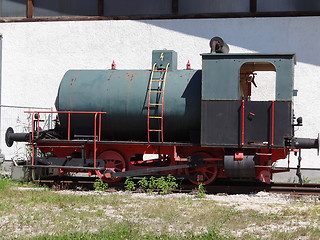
(7, 109), (296, 185)
(30, 138), (289, 184)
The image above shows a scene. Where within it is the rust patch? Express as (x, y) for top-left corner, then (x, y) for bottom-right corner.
(107, 71), (114, 81)
(70, 77), (76, 86)
(126, 72), (137, 82)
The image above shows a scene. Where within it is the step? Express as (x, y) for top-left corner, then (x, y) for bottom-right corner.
(149, 90), (164, 93)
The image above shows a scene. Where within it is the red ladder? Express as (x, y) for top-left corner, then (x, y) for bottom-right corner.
(147, 63), (170, 142)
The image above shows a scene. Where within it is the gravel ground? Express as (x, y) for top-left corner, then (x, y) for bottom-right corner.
(50, 188), (319, 215)
(4, 187), (320, 239)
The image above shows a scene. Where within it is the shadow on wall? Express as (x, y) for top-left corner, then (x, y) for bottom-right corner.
(140, 17), (320, 67)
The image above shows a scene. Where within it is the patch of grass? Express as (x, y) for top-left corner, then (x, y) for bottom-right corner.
(279, 205), (319, 221)
(144, 199), (181, 221)
(0, 179), (319, 240)
(0, 177), (16, 190)
(31, 221), (140, 240)
(270, 226), (320, 240)
(31, 225), (234, 240)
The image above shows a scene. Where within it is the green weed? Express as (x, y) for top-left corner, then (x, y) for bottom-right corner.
(137, 177), (149, 189)
(302, 176), (311, 183)
(93, 178), (108, 191)
(196, 183), (206, 198)
(136, 175), (178, 194)
(124, 177), (136, 191)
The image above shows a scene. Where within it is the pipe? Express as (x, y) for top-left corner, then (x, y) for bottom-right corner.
(5, 127), (30, 147)
(293, 135), (320, 155)
(293, 137), (319, 149)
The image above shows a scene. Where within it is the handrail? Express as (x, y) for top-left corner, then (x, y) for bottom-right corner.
(25, 111), (107, 167)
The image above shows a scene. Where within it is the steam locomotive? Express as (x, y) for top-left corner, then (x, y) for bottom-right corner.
(6, 41), (319, 185)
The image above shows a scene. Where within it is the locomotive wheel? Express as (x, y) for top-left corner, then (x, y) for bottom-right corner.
(95, 150), (126, 183)
(186, 152), (218, 185)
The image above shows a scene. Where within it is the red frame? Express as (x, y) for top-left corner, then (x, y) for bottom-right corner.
(25, 109), (290, 184)
(25, 111), (106, 167)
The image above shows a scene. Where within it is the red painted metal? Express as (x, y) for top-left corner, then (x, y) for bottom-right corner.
(111, 60), (116, 69)
(186, 60), (191, 69)
(24, 107), (292, 185)
(26, 111), (106, 167)
(33, 132), (291, 184)
(160, 83), (165, 142)
(147, 90), (151, 142)
(31, 113), (35, 165)
(94, 113), (98, 168)
(95, 150), (126, 183)
(271, 100), (275, 146)
(185, 152), (219, 185)
(26, 111), (106, 114)
(67, 112), (71, 140)
(234, 151), (244, 161)
(98, 113), (102, 141)
(241, 100), (245, 145)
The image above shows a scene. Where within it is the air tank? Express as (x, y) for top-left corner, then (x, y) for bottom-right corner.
(55, 50), (202, 142)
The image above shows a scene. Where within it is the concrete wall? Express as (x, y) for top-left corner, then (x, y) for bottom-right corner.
(0, 17), (319, 168)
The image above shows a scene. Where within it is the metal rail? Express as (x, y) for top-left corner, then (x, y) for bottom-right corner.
(268, 183), (320, 195)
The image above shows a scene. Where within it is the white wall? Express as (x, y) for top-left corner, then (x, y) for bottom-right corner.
(0, 17), (319, 167)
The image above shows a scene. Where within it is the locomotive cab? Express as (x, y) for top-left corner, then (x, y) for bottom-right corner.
(201, 53), (295, 148)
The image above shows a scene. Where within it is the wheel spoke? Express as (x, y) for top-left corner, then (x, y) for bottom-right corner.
(95, 150), (126, 183)
(186, 152), (218, 185)
(205, 169), (216, 175)
(203, 172), (209, 180)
